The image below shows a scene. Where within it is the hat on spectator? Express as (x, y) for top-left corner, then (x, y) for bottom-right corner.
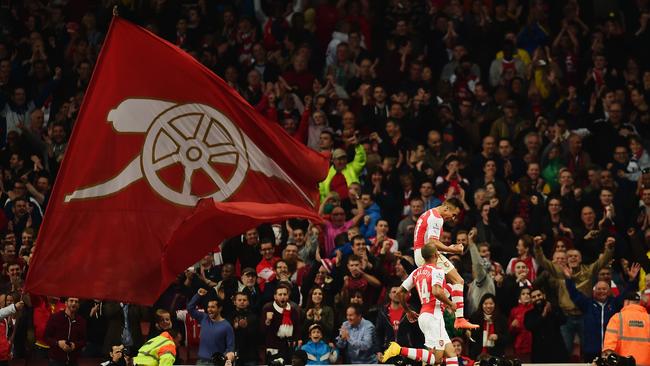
(321, 258), (337, 274)
(624, 292), (641, 302)
(332, 148), (347, 159)
(242, 267), (256, 276)
(308, 323), (323, 333)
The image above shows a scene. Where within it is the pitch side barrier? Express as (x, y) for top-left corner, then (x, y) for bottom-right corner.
(234, 364), (592, 366)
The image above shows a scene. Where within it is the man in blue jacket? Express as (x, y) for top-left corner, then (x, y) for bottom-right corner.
(562, 264), (639, 362)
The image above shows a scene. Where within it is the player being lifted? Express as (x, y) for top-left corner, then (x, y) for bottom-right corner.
(381, 244), (460, 366)
(413, 198), (478, 329)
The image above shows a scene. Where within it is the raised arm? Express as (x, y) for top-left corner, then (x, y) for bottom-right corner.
(294, 104), (311, 144)
(363, 271), (382, 288)
(253, 0), (268, 24)
(0, 302), (20, 320)
(319, 193), (335, 216)
(350, 143), (367, 176)
(564, 272), (590, 312)
(533, 235), (562, 277)
(588, 237), (615, 278)
(187, 289), (208, 321)
(349, 199), (365, 226)
(24, 177), (46, 205)
(469, 238), (488, 285)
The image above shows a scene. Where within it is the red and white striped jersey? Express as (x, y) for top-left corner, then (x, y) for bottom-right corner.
(402, 264), (446, 316)
(413, 208), (444, 250)
(176, 309), (202, 347)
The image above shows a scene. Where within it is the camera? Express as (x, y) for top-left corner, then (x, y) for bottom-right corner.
(122, 346), (133, 358)
(267, 355), (285, 366)
(211, 352), (227, 366)
(291, 350), (307, 366)
(476, 356), (522, 366)
(211, 352), (237, 366)
(594, 353), (636, 366)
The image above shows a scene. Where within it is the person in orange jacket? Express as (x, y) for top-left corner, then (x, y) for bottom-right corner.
(132, 329), (182, 366)
(602, 292), (650, 366)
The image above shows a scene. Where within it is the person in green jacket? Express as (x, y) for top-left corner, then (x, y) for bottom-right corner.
(489, 100), (530, 140)
(319, 140), (366, 201)
(132, 329), (182, 366)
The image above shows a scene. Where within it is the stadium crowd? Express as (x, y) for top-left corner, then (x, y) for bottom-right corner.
(1, 0), (650, 365)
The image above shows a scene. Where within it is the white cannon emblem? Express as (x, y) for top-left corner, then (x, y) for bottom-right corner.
(65, 98), (310, 206)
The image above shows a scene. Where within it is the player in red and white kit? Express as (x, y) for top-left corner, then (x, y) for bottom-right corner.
(413, 198), (478, 329)
(381, 244), (459, 366)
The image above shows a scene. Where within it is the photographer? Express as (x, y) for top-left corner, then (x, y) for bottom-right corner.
(101, 344), (127, 366)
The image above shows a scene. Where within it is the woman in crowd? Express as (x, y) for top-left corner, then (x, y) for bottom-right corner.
(468, 294), (508, 359)
(302, 287), (335, 341)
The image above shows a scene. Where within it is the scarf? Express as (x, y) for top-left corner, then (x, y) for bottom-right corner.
(273, 302), (293, 338)
(481, 316), (495, 354)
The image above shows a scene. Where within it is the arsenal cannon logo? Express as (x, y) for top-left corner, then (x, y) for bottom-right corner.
(65, 98), (306, 206)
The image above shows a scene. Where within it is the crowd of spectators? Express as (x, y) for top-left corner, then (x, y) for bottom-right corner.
(1, 0), (650, 365)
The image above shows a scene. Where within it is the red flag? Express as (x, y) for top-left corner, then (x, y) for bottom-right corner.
(25, 17), (328, 305)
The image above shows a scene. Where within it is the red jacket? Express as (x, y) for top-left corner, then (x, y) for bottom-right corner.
(32, 296), (65, 348)
(176, 309), (201, 347)
(44, 311), (87, 363)
(508, 303), (533, 356)
(0, 318), (11, 360)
